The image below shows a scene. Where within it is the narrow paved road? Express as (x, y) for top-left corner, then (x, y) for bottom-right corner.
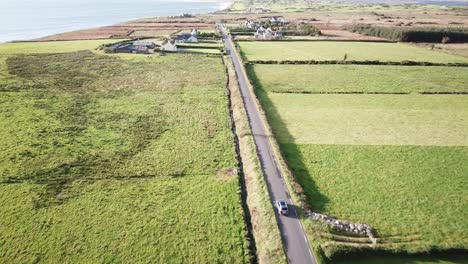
(220, 26), (316, 264)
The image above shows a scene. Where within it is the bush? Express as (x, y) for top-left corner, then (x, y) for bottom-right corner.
(197, 32), (220, 39)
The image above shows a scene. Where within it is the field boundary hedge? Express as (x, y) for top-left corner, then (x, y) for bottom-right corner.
(351, 25), (468, 43)
(176, 44), (222, 50)
(272, 91), (410, 95)
(234, 39), (395, 43)
(247, 60), (468, 67)
(270, 90), (468, 95)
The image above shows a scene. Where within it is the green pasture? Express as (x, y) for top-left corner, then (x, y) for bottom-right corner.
(238, 41), (468, 63)
(0, 43), (248, 262)
(249, 51), (468, 261)
(0, 39), (124, 54)
(258, 93), (468, 146)
(249, 64), (468, 94)
(0, 176), (247, 263)
(288, 143), (468, 257)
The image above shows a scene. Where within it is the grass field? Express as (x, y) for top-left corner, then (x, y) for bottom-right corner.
(249, 64), (468, 94)
(238, 41), (468, 63)
(254, 90), (468, 261)
(0, 39), (123, 54)
(0, 176), (246, 263)
(284, 143), (468, 248)
(0, 42), (249, 262)
(245, 39), (468, 261)
(259, 93), (468, 146)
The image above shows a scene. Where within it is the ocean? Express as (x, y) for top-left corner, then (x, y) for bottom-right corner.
(0, 0), (230, 43)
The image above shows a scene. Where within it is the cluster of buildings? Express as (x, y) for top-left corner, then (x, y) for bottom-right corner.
(244, 17), (289, 29)
(254, 26), (283, 39)
(110, 29), (199, 54)
(243, 17), (289, 39)
(269, 16), (289, 25)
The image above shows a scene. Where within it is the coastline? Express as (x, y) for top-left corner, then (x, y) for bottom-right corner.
(0, 0), (232, 43)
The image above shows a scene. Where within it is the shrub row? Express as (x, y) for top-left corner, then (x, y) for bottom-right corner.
(350, 25), (468, 43)
(176, 44), (223, 50)
(235, 39), (393, 43)
(247, 60), (468, 67)
(231, 30), (321, 37)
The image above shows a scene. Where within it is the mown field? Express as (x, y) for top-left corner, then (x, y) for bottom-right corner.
(259, 93), (468, 146)
(244, 40), (468, 263)
(0, 42), (249, 262)
(249, 64), (468, 94)
(238, 41), (468, 63)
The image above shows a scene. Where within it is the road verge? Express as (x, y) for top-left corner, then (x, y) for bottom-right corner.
(232, 39), (327, 264)
(223, 55), (287, 264)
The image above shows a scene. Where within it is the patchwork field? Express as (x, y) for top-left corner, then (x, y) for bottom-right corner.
(249, 64), (468, 94)
(238, 41), (468, 63)
(244, 40), (468, 262)
(259, 93), (468, 146)
(285, 143), (468, 245)
(0, 43), (248, 262)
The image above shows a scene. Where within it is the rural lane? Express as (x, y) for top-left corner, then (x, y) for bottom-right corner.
(219, 25), (316, 264)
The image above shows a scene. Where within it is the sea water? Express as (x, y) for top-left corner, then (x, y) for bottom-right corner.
(0, 0), (230, 43)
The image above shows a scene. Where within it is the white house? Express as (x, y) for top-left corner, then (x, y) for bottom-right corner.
(254, 26), (283, 39)
(270, 16), (289, 25)
(161, 40), (177, 51)
(245, 20), (257, 29)
(175, 33), (198, 43)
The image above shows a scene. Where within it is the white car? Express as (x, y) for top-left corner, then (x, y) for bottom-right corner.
(275, 200), (289, 215)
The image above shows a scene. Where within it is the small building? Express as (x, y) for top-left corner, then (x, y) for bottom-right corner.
(254, 27), (282, 39)
(274, 32), (284, 39)
(245, 19), (257, 29)
(161, 40), (177, 51)
(111, 41), (158, 54)
(175, 33), (198, 43)
(264, 28), (274, 39)
(111, 43), (134, 53)
(133, 41), (158, 49)
(270, 16), (289, 25)
(254, 26), (265, 38)
(247, 7), (270, 14)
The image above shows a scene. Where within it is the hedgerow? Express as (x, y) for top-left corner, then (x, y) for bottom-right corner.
(351, 25), (468, 43)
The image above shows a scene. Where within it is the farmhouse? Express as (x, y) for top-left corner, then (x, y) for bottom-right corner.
(133, 40), (157, 49)
(161, 39), (177, 51)
(111, 41), (159, 54)
(270, 16), (289, 25)
(245, 19), (257, 29)
(254, 27), (283, 39)
(175, 30), (198, 43)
